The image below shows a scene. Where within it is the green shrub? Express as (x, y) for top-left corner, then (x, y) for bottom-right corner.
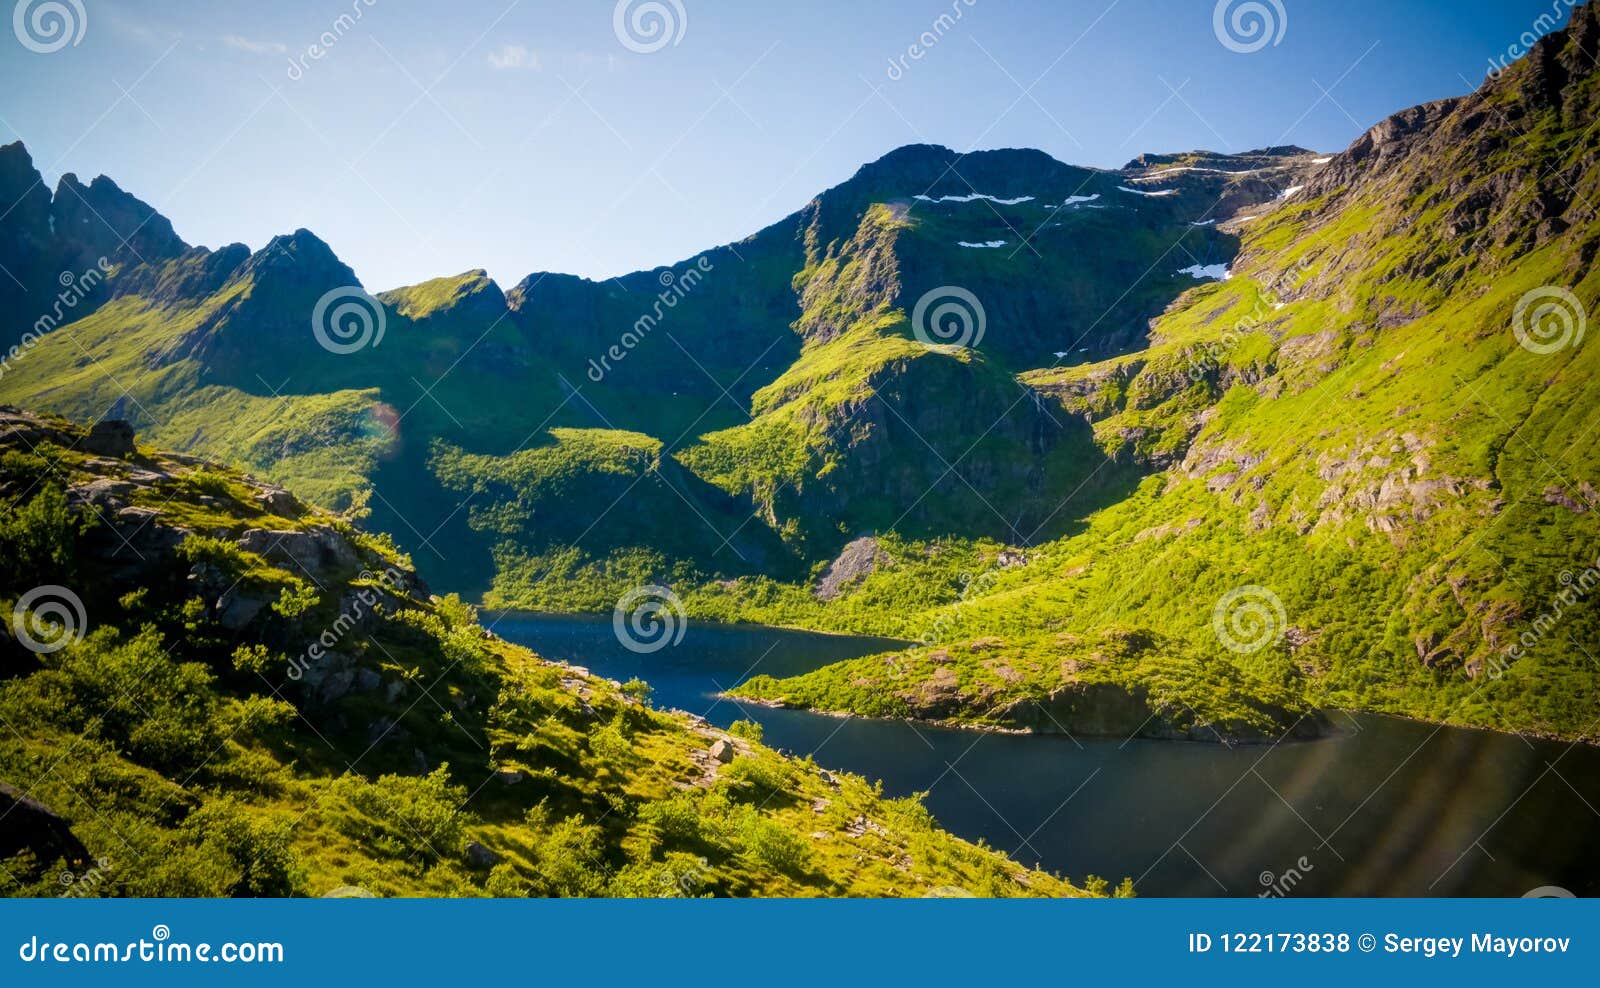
(178, 800), (305, 897)
(737, 813), (808, 874)
(640, 794), (703, 844)
(0, 484), (91, 592)
(5, 628), (223, 773)
(332, 767), (468, 862)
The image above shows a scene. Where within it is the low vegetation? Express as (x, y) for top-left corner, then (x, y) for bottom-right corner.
(0, 411), (1103, 897)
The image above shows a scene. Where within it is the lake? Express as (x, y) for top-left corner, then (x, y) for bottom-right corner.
(492, 612), (1600, 897)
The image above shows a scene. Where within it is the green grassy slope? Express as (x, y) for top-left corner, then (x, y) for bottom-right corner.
(729, 8), (1600, 741)
(0, 409), (1105, 897)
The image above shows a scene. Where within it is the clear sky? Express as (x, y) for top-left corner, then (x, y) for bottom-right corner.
(0, 0), (1582, 290)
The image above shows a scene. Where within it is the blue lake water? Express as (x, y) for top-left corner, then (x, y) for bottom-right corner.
(494, 612), (1600, 897)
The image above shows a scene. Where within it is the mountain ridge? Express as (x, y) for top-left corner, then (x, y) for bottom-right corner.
(3, 4), (1598, 746)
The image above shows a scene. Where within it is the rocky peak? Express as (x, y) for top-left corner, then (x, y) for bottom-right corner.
(49, 172), (187, 266)
(0, 142), (51, 243)
(843, 143), (1099, 203)
(237, 228), (358, 290)
(1293, 1), (1600, 282)
(504, 270), (600, 317)
(145, 229), (363, 372)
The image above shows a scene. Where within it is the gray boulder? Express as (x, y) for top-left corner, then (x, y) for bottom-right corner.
(83, 419), (136, 457)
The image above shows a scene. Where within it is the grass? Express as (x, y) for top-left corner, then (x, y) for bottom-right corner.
(0, 410), (1102, 897)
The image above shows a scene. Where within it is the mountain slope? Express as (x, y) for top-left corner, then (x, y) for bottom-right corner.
(731, 4), (1600, 743)
(0, 130), (1309, 602)
(0, 408), (1104, 897)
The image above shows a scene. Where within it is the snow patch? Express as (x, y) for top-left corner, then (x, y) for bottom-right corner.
(957, 240), (1008, 249)
(1178, 264), (1230, 281)
(1278, 185), (1304, 199)
(1190, 219), (1217, 227)
(915, 193), (1035, 205)
(1311, 156), (1332, 164)
(1119, 185), (1178, 197)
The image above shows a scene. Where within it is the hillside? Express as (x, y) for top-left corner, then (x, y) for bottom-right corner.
(0, 409), (1105, 897)
(732, 5), (1600, 742)
(0, 128), (1322, 603)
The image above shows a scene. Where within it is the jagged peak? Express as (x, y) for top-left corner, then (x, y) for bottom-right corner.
(0, 139), (37, 171)
(1310, 1), (1598, 199)
(247, 228), (349, 274)
(215, 228), (364, 307)
(46, 168), (188, 263)
(0, 141), (48, 212)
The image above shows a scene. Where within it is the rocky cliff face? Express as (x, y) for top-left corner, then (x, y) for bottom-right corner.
(0, 143), (190, 345)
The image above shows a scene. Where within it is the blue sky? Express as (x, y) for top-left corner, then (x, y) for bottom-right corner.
(0, 0), (1581, 290)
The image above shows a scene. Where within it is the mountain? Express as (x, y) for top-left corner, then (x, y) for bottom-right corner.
(731, 4), (1600, 741)
(0, 142), (187, 345)
(0, 408), (1105, 896)
(2, 3), (1598, 747)
(0, 126), (1322, 601)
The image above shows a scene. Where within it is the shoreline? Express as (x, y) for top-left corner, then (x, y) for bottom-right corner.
(487, 605), (1600, 749)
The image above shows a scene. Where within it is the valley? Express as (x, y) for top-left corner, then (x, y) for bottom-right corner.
(1, 0), (1598, 844)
